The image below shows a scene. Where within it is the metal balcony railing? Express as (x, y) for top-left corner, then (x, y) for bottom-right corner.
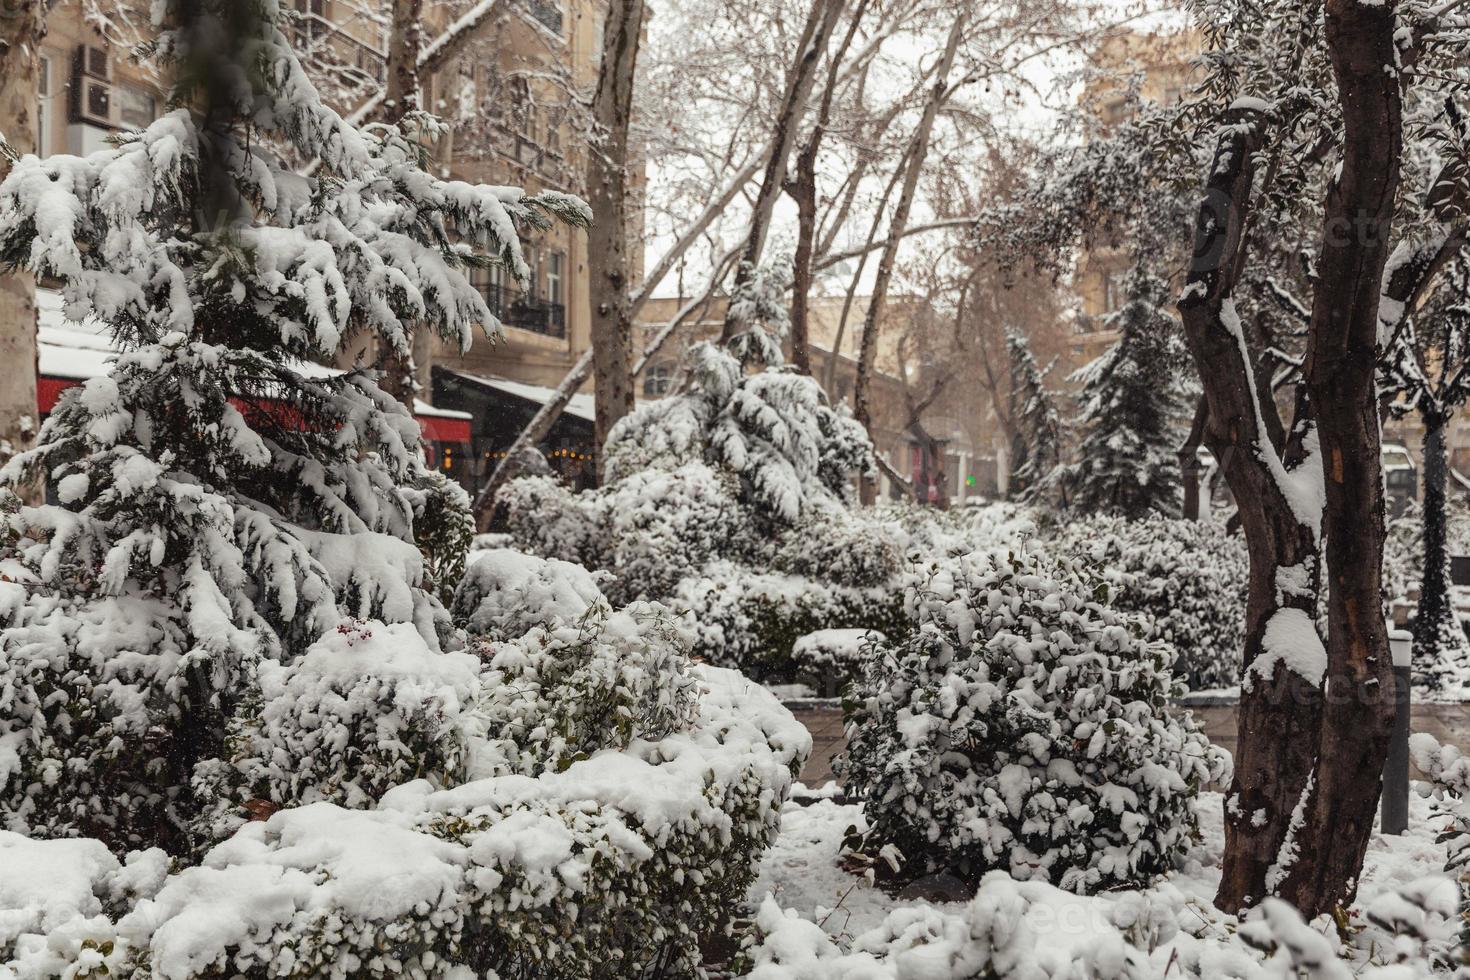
(482, 283), (566, 339)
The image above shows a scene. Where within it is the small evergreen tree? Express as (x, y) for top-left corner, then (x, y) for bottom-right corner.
(1062, 265), (1184, 519)
(1005, 328), (1066, 505)
(0, 0), (587, 853)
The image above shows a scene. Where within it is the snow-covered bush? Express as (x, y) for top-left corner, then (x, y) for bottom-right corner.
(0, 833), (168, 979)
(192, 620), (482, 845)
(495, 475), (610, 574)
(770, 508), (905, 589)
(674, 561), (908, 685)
(451, 548), (703, 777)
(470, 601), (703, 778)
(1047, 515), (1248, 690)
(738, 871), (1462, 980)
(604, 342), (875, 525)
(0, 0), (585, 855)
(1, 669), (809, 980)
(451, 548), (607, 640)
(838, 547), (1228, 894)
(1410, 733), (1470, 940)
(500, 462), (743, 603)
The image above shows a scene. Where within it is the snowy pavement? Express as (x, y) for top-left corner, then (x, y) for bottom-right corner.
(747, 790), (1452, 950)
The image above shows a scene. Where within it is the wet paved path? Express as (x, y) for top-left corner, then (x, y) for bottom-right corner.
(791, 702), (1470, 788)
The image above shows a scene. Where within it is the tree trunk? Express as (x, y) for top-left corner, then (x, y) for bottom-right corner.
(0, 3), (45, 502)
(587, 0), (647, 477)
(788, 136), (818, 375)
(721, 0), (845, 341)
(853, 9), (966, 503)
(1276, 0), (1403, 916)
(1176, 103), (1324, 916)
(1414, 411), (1456, 690)
(377, 0), (426, 410)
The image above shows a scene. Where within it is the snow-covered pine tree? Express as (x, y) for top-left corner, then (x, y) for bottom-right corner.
(0, 0), (587, 854)
(1063, 264), (1184, 519)
(1004, 328), (1065, 506)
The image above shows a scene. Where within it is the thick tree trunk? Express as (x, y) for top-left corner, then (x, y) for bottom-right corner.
(1176, 103), (1324, 915)
(587, 0), (647, 478)
(0, 4), (45, 502)
(377, 0), (425, 410)
(1276, 0), (1403, 916)
(721, 0), (844, 341)
(853, 10), (966, 503)
(1415, 411), (1456, 690)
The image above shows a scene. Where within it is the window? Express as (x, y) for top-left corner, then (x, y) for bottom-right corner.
(118, 86), (157, 130)
(644, 361), (675, 398)
(545, 106), (561, 153)
(1102, 269), (1129, 313)
(293, 0), (326, 44)
(36, 55), (52, 154)
(547, 251), (564, 305)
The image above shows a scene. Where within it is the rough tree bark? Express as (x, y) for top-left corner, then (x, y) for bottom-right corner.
(376, 0), (426, 409)
(0, 1), (45, 502)
(1177, 102), (1324, 916)
(1277, 0), (1405, 915)
(1182, 0), (1417, 916)
(852, 9), (966, 502)
(586, 0), (647, 478)
(720, 0), (845, 341)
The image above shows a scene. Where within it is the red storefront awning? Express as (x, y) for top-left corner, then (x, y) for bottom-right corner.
(37, 375), (470, 444)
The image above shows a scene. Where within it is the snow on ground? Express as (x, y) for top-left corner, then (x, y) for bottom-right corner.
(748, 788), (1453, 953)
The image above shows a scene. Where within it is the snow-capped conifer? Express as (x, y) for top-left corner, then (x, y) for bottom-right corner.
(1005, 328), (1066, 505)
(1062, 266), (1186, 518)
(0, 0), (587, 852)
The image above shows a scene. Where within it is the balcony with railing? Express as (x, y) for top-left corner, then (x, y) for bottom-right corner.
(481, 282), (566, 339)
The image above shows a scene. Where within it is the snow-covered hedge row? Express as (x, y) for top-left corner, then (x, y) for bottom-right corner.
(1, 667), (810, 980)
(839, 547), (1228, 894)
(738, 872), (1461, 980)
(674, 561), (908, 686)
(1046, 515), (1248, 690)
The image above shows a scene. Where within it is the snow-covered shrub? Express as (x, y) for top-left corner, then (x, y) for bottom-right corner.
(838, 547), (1228, 894)
(738, 871), (1462, 980)
(1046, 515), (1248, 690)
(8, 669), (808, 980)
(789, 629), (883, 687)
(1410, 733), (1470, 940)
(192, 620), (482, 845)
(604, 342), (875, 525)
(496, 475), (609, 573)
(500, 462), (742, 604)
(674, 561), (908, 685)
(451, 548), (607, 640)
(471, 601), (703, 778)
(404, 469), (478, 606)
(0, 834), (168, 979)
(770, 508), (905, 589)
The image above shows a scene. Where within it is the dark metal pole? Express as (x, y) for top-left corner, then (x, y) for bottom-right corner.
(1381, 629), (1412, 835)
